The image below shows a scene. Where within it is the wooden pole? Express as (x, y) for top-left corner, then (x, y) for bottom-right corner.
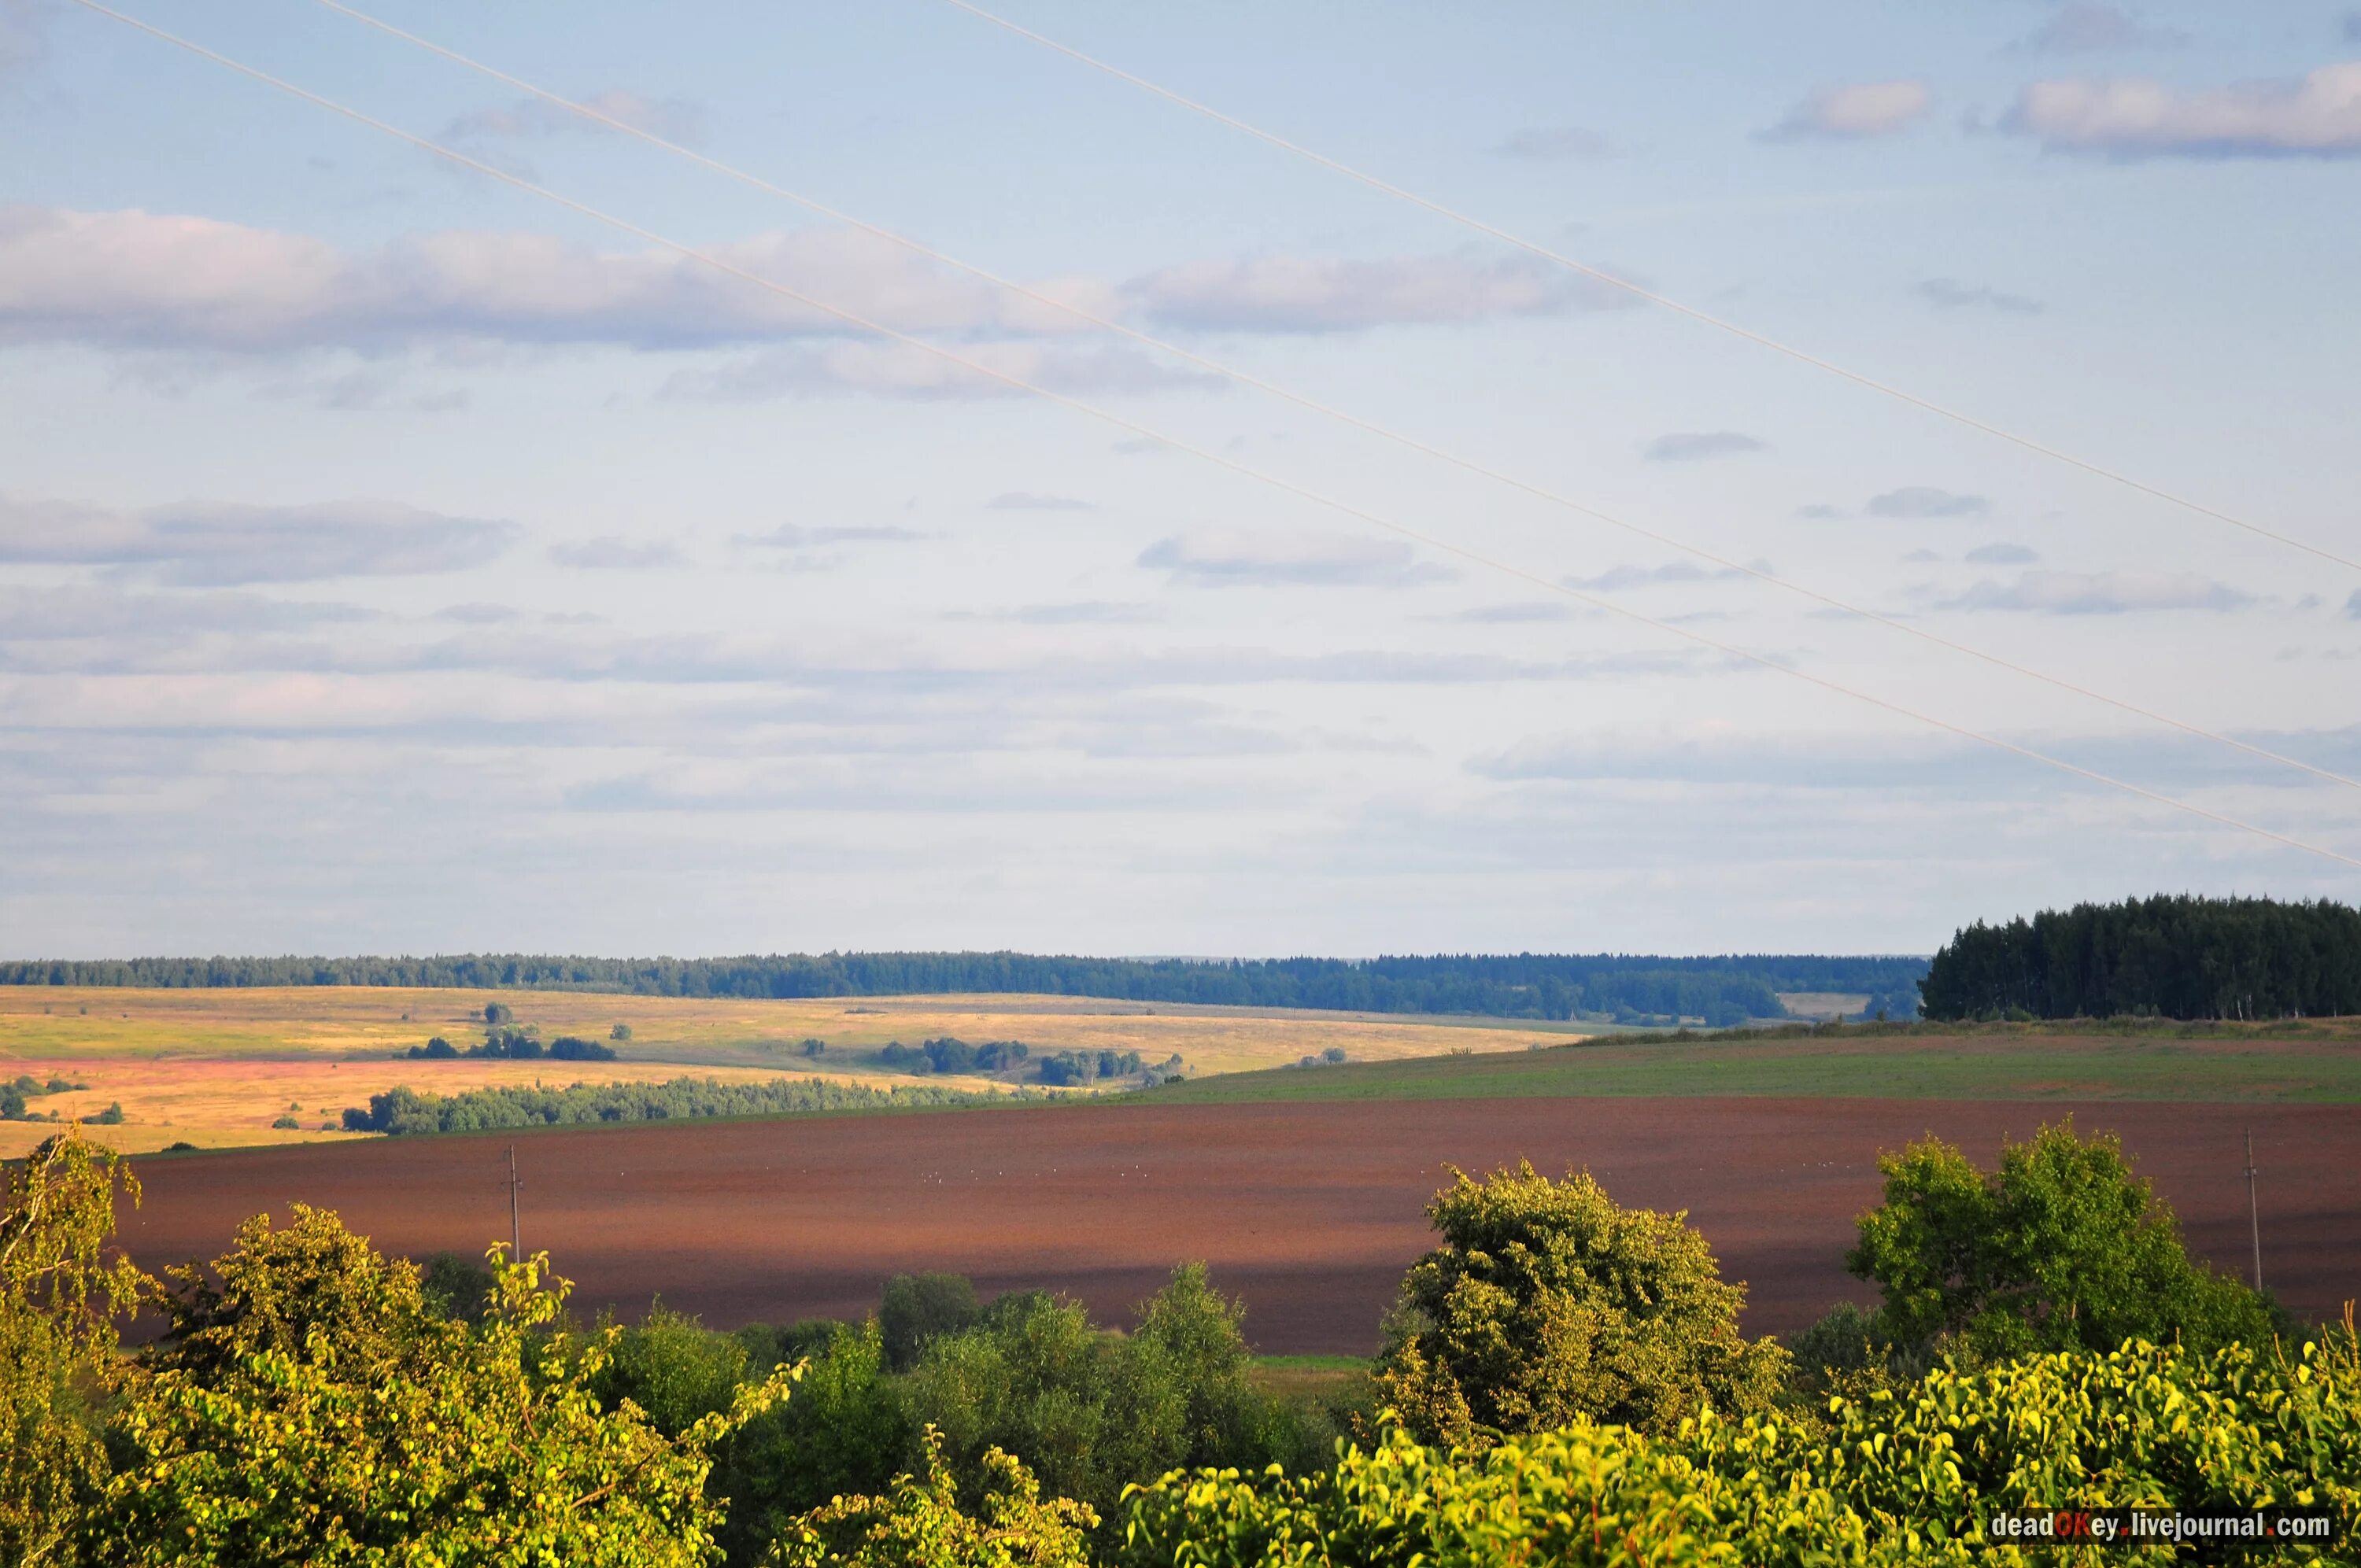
(2245, 1129), (2262, 1291)
(507, 1144), (522, 1261)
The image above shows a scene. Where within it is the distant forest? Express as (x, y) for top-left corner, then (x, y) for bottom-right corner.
(1919, 894), (2361, 1022)
(0, 951), (1927, 1024)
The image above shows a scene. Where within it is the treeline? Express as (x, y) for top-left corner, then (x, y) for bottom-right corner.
(0, 950), (1928, 1023)
(1921, 894), (2361, 1021)
(340, 1075), (1021, 1136)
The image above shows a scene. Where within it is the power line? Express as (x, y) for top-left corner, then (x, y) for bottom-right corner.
(299, 0), (2361, 799)
(933, 0), (2361, 581)
(62, 0), (2361, 876)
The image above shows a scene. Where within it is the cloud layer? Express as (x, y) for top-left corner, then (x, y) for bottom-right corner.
(0, 493), (518, 585)
(1138, 529), (1455, 588)
(1760, 80), (1931, 141)
(2006, 62), (2361, 157)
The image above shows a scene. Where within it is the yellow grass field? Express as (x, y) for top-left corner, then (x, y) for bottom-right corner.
(0, 987), (1569, 1155)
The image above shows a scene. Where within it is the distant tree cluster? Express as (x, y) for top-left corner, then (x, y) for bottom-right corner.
(0, 1075), (87, 1121)
(341, 1075), (1020, 1135)
(1920, 894), (2361, 1021)
(0, 950), (1928, 1024)
(1036, 1049), (1157, 1086)
(407, 1024), (616, 1062)
(876, 1037), (1029, 1075)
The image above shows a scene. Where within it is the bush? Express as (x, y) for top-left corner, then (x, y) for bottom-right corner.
(1036, 1050), (1144, 1087)
(1847, 1118), (2284, 1360)
(770, 1427), (1092, 1568)
(416, 1249), (496, 1324)
(610, 1023), (633, 1042)
(408, 1036), (458, 1059)
(597, 1304), (752, 1438)
(549, 1035), (618, 1061)
(879, 1273), (982, 1372)
(799, 1038), (826, 1057)
(92, 1104), (124, 1126)
(482, 1002), (513, 1025)
(269, 1115), (299, 1130)
(1121, 1331), (2361, 1567)
(712, 1319), (914, 1562)
(1373, 1162), (1787, 1444)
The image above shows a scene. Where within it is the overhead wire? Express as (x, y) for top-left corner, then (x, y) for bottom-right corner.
(933, 0), (2361, 580)
(292, 0), (2361, 798)
(59, 0), (2361, 875)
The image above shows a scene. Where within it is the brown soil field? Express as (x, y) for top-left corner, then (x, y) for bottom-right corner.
(116, 1098), (2360, 1354)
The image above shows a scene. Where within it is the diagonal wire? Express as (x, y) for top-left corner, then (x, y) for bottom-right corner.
(61, 0), (2361, 874)
(933, 0), (2361, 581)
(296, 0), (2361, 797)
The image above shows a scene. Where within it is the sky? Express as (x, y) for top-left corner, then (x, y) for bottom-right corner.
(2, 0), (2358, 959)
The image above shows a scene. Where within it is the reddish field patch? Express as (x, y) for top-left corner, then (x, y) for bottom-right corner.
(118, 1098), (2361, 1353)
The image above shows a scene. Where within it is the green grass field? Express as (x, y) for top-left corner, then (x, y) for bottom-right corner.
(1136, 1024), (2361, 1105)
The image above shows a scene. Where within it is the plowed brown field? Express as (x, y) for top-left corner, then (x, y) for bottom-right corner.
(117, 1098), (2361, 1353)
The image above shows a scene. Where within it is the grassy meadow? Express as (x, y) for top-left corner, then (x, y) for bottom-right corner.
(1138, 1021), (2361, 1106)
(0, 986), (1569, 1154)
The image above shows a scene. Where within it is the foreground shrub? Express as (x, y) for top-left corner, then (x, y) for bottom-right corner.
(1, 1134), (147, 1568)
(87, 1215), (791, 1566)
(716, 1320), (915, 1564)
(1122, 1330), (2361, 1566)
(1372, 1161), (1787, 1444)
(768, 1428), (1093, 1568)
(1849, 1118), (2283, 1361)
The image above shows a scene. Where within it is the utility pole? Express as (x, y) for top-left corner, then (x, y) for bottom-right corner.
(507, 1144), (523, 1261)
(2244, 1129), (2262, 1291)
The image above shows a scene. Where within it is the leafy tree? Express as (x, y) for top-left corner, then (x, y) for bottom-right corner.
(598, 1303), (753, 1438)
(713, 1319), (913, 1562)
(91, 1105), (124, 1126)
(879, 1273), (982, 1372)
(483, 1002), (514, 1025)
(611, 1023), (634, 1042)
(1, 1134), (149, 1568)
(767, 1428), (1092, 1568)
(1847, 1118), (2283, 1360)
(1373, 1162), (1788, 1445)
(417, 1249), (495, 1324)
(88, 1216), (791, 1566)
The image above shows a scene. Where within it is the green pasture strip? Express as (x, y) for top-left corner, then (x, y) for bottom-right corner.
(1135, 1032), (2361, 1105)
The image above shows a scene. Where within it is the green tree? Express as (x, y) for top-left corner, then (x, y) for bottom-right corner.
(1372, 1162), (1787, 1445)
(1, 1134), (149, 1568)
(1847, 1118), (2283, 1359)
(714, 1319), (914, 1562)
(878, 1272), (981, 1372)
(87, 1215), (790, 1566)
(598, 1303), (753, 1438)
(767, 1428), (1092, 1568)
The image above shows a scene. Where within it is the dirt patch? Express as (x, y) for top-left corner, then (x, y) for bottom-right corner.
(116, 1098), (2360, 1354)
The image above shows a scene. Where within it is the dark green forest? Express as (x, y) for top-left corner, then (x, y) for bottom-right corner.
(0, 950), (1927, 1024)
(339, 1075), (1022, 1136)
(1921, 894), (2361, 1021)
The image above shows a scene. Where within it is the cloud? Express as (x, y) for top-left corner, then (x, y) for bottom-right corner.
(2006, 4), (2186, 55)
(0, 583), (370, 641)
(1125, 250), (1630, 334)
(549, 537), (684, 570)
(0, 493), (519, 585)
(1492, 126), (1614, 160)
(1759, 80), (1932, 141)
(440, 89), (708, 148)
(1795, 504), (1848, 521)
(657, 341), (1215, 401)
(1451, 602), (1581, 624)
(1641, 430), (1766, 463)
(985, 492), (1094, 511)
(1137, 529), (1455, 588)
(2004, 62), (2361, 158)
(956, 601), (1164, 626)
(736, 524), (922, 548)
(2348, 12), (2361, 42)
(2345, 588), (2361, 620)
(1964, 541), (2039, 565)
(1867, 486), (1990, 519)
(1916, 278), (2045, 314)
(1942, 570), (2256, 614)
(1563, 560), (1750, 592)
(435, 602), (520, 625)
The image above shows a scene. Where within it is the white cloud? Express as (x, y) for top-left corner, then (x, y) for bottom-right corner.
(549, 537), (685, 570)
(2344, 588), (2361, 620)
(1942, 570), (2256, 614)
(1641, 430), (1766, 463)
(1563, 560), (1750, 592)
(1867, 486), (1990, 519)
(736, 524), (922, 548)
(1759, 80), (1932, 141)
(1125, 250), (1629, 334)
(1964, 541), (2039, 565)
(0, 493), (519, 585)
(1916, 278), (2045, 314)
(440, 89), (708, 148)
(1138, 529), (1456, 588)
(2005, 5), (2186, 56)
(2005, 62), (2361, 157)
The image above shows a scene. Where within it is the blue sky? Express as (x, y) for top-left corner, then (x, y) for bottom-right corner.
(2, 0), (2357, 957)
